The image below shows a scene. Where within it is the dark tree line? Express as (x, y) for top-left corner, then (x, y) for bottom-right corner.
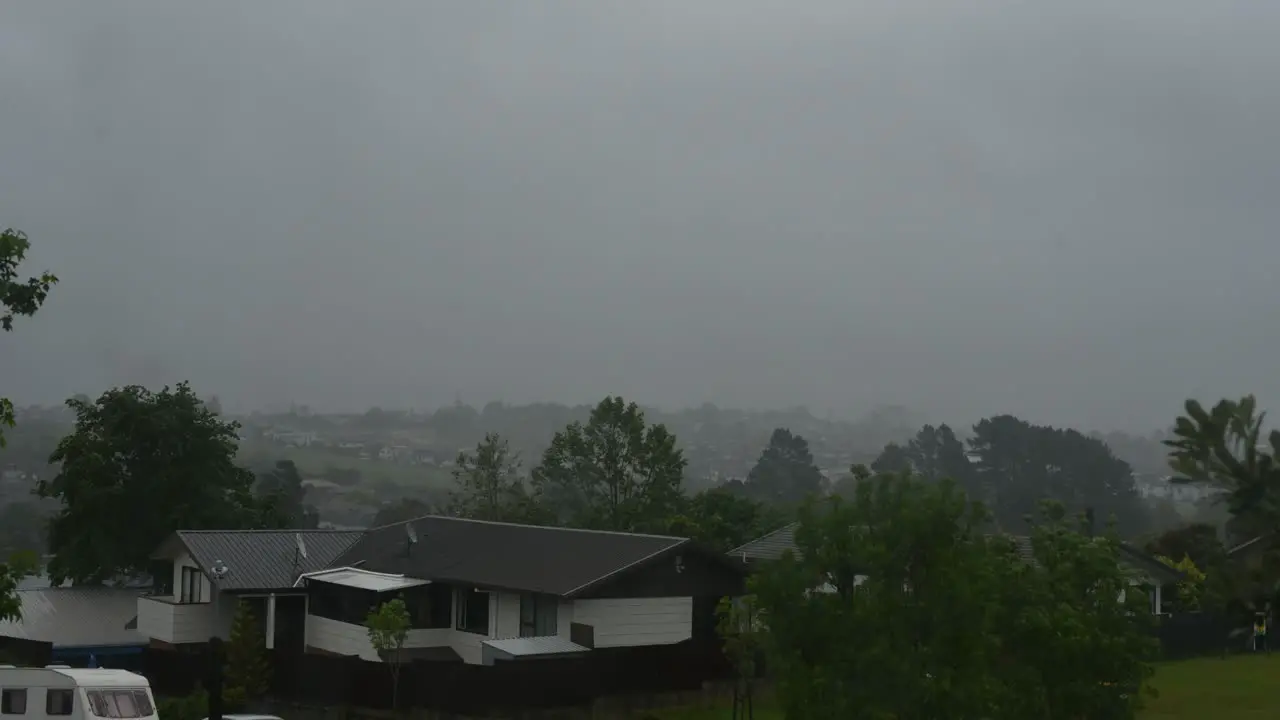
(866, 416), (1148, 536)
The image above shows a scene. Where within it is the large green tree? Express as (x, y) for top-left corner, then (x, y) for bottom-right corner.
(970, 414), (1147, 535)
(740, 428), (825, 508)
(255, 460), (320, 529)
(532, 396), (685, 532)
(36, 383), (259, 584)
(750, 474), (1157, 720)
(450, 432), (545, 523)
(1, 228), (58, 447)
(871, 423), (973, 487)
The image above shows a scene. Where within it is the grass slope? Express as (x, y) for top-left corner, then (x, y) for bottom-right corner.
(652, 654), (1280, 719)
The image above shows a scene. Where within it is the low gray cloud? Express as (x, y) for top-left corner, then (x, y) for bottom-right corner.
(1, 1), (1277, 429)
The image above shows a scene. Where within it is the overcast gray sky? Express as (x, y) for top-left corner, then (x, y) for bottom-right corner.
(1, 1), (1277, 430)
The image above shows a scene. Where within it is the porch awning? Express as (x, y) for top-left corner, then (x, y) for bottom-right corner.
(293, 567), (429, 592)
(481, 636), (591, 665)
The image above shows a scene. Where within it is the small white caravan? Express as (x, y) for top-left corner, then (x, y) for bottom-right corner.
(0, 665), (157, 720)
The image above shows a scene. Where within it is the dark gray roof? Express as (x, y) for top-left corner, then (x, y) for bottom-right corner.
(0, 588), (144, 648)
(999, 536), (1181, 582)
(730, 523), (799, 562)
(335, 516), (690, 597)
(173, 530), (363, 590)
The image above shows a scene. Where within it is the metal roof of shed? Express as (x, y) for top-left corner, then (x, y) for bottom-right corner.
(0, 588), (144, 648)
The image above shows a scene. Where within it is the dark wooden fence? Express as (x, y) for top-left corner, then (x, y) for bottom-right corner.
(142, 641), (733, 715)
(1155, 612), (1234, 660)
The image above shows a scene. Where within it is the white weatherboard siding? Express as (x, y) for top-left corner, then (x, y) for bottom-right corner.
(305, 615), (451, 661)
(556, 600), (574, 639)
(572, 597), (692, 648)
(136, 595), (232, 644)
(494, 592), (520, 638)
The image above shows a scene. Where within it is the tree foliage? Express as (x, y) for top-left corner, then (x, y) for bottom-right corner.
(740, 428), (825, 508)
(255, 460), (320, 529)
(666, 488), (785, 553)
(36, 383), (259, 584)
(716, 594), (764, 720)
(372, 497), (442, 527)
(970, 414), (1147, 535)
(1, 228), (58, 447)
(751, 473), (1157, 720)
(0, 551), (39, 622)
(366, 597), (411, 710)
(224, 600), (270, 708)
(872, 423), (973, 487)
(532, 396), (685, 532)
(451, 432), (546, 523)
(1165, 396), (1280, 541)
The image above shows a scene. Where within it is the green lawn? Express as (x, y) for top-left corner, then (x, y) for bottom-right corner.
(651, 654), (1280, 719)
(1142, 653), (1280, 719)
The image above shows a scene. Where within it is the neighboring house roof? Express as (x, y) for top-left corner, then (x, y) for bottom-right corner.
(730, 522), (799, 562)
(731, 523), (1182, 584)
(156, 529), (363, 591)
(1226, 532), (1274, 557)
(334, 515), (694, 597)
(1005, 535), (1184, 585)
(0, 588), (145, 648)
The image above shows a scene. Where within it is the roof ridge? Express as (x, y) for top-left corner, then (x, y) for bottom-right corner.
(371, 514), (688, 541)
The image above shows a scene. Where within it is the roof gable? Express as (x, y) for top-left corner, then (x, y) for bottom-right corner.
(172, 529), (363, 590)
(335, 515), (690, 597)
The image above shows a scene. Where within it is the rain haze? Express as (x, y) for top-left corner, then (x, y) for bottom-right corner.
(2, 1), (1278, 430)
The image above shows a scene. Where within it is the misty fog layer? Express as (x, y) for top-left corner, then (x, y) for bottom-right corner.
(2, 1), (1278, 429)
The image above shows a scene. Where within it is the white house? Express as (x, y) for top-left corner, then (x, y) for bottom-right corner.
(134, 518), (745, 666)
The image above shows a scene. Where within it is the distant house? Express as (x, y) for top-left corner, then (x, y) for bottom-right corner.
(132, 518), (746, 666)
(0, 588), (147, 667)
(731, 522), (1181, 614)
(265, 429), (318, 447)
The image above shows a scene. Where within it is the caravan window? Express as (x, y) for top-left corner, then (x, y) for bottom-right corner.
(86, 691), (152, 719)
(46, 690), (73, 715)
(1, 689), (26, 715)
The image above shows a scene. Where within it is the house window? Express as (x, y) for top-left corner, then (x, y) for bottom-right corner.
(179, 566), (204, 603)
(307, 582), (375, 625)
(46, 690), (73, 716)
(455, 587), (490, 635)
(404, 583), (452, 629)
(519, 593), (559, 637)
(1, 689), (27, 715)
